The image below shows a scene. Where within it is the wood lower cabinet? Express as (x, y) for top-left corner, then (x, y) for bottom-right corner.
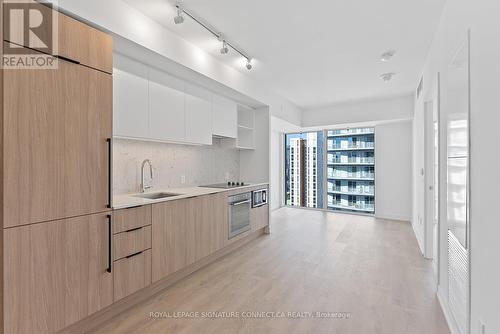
(152, 193), (228, 282)
(114, 249), (152, 301)
(3, 53), (112, 228)
(112, 205), (152, 234)
(251, 204), (270, 231)
(3, 213), (113, 334)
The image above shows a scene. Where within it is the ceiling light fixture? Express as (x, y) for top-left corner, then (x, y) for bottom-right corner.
(220, 40), (229, 55)
(173, 3), (253, 70)
(380, 50), (396, 62)
(246, 58), (253, 70)
(380, 72), (396, 82)
(173, 6), (184, 24)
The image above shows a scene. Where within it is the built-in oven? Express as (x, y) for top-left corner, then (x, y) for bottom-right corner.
(252, 188), (268, 208)
(228, 192), (251, 239)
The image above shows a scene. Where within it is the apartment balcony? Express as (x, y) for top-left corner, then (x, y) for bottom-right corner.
(327, 128), (375, 137)
(328, 188), (375, 196)
(327, 173), (375, 180)
(327, 157), (375, 165)
(327, 142), (375, 151)
(327, 202), (375, 213)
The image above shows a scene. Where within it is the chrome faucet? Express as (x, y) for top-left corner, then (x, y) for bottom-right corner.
(141, 159), (153, 193)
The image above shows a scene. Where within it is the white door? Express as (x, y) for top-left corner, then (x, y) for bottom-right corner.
(425, 75), (440, 285)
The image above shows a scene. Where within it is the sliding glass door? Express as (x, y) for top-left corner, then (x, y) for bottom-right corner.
(284, 132), (324, 209)
(284, 127), (375, 214)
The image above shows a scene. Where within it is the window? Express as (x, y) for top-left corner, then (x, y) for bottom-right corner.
(285, 131), (324, 209)
(285, 127), (375, 214)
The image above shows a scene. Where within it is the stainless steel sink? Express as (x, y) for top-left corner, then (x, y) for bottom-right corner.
(134, 192), (181, 200)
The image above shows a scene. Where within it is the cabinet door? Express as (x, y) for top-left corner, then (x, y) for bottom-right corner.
(113, 62), (149, 139)
(4, 213), (113, 334)
(212, 95), (237, 138)
(185, 94), (213, 145)
(194, 193), (228, 260)
(251, 204), (270, 231)
(57, 12), (113, 73)
(4, 57), (112, 227)
(149, 69), (185, 142)
(152, 200), (195, 282)
(2, 2), (112, 73)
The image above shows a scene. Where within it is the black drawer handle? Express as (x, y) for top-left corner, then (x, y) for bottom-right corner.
(125, 226), (143, 233)
(126, 251), (143, 259)
(55, 54), (80, 65)
(107, 214), (112, 273)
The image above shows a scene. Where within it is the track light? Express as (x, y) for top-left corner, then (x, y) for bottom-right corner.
(220, 41), (229, 55)
(174, 7), (184, 24)
(380, 50), (396, 62)
(246, 58), (253, 70)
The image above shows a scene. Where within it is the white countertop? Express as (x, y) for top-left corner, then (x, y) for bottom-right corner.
(113, 183), (269, 210)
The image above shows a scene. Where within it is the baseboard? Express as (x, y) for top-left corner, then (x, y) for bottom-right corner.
(437, 287), (460, 334)
(375, 212), (411, 222)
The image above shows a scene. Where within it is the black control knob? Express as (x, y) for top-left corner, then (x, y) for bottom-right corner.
(241, 182), (245, 186)
(227, 181), (231, 186)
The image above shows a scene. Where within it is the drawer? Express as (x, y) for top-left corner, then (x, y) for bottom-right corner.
(113, 249), (151, 301)
(113, 205), (152, 234)
(113, 225), (151, 261)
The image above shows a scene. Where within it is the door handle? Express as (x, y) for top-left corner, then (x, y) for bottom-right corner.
(107, 138), (112, 208)
(106, 214), (112, 273)
(231, 200), (251, 206)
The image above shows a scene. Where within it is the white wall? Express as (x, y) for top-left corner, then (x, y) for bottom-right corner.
(270, 116), (301, 211)
(302, 94), (414, 127)
(375, 121), (413, 222)
(54, 0), (302, 127)
(415, 0), (500, 333)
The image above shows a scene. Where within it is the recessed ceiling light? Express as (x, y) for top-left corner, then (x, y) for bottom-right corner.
(380, 72), (396, 82)
(381, 50), (396, 62)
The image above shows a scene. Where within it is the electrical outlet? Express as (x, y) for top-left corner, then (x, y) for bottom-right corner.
(181, 175), (186, 184)
(225, 172), (230, 181)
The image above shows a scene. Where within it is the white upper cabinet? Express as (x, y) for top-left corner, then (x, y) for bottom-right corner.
(113, 56), (149, 138)
(148, 68), (185, 142)
(185, 94), (212, 145)
(212, 95), (237, 138)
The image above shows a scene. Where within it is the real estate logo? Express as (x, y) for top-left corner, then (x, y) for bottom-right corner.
(2, 0), (58, 69)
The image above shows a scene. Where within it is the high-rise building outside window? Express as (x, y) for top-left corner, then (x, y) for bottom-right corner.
(284, 127), (375, 214)
(285, 131), (324, 209)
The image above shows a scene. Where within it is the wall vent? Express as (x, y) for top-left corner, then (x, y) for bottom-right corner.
(448, 230), (468, 334)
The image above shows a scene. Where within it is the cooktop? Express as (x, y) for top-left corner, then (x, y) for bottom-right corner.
(199, 181), (248, 189)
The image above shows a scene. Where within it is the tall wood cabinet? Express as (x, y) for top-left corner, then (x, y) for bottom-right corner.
(1, 3), (113, 334)
(3, 57), (112, 228)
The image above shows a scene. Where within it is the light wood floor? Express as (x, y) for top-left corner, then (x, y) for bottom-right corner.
(91, 208), (450, 334)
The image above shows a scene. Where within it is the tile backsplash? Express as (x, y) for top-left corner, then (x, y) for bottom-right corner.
(113, 138), (240, 195)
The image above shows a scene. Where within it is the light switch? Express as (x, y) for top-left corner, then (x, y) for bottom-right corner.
(181, 175), (186, 184)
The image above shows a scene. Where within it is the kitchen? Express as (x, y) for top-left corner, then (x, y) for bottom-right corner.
(2, 0), (499, 333)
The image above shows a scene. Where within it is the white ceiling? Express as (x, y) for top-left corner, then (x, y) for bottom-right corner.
(125, 0), (446, 110)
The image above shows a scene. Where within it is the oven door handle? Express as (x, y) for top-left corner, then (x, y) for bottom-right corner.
(230, 199), (251, 206)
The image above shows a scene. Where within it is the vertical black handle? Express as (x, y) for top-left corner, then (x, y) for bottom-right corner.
(106, 138), (112, 208)
(107, 214), (112, 273)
